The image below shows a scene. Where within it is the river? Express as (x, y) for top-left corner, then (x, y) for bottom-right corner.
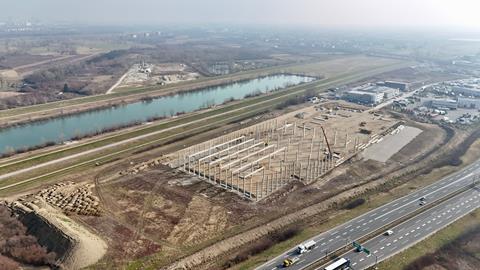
(0, 74), (315, 154)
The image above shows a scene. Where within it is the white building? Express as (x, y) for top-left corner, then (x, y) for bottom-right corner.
(458, 97), (480, 109)
(452, 86), (480, 97)
(428, 99), (458, 109)
(343, 90), (384, 104)
(343, 85), (399, 105)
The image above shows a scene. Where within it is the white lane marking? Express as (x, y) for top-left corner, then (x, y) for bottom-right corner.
(373, 173), (474, 221)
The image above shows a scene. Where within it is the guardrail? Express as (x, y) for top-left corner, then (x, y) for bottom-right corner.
(303, 181), (478, 270)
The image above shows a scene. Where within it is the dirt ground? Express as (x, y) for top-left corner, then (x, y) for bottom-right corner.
(56, 108), (448, 269)
(4, 105), (471, 270)
(10, 197), (107, 269)
(0, 91), (22, 98)
(165, 102), (399, 200)
(116, 63), (200, 90)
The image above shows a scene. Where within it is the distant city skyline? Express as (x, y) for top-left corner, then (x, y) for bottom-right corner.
(2, 0), (480, 30)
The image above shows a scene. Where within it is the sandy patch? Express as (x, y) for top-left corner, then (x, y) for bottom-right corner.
(14, 199), (107, 269)
(0, 69), (19, 79)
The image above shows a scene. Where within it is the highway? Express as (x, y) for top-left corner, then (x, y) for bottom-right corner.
(338, 187), (480, 270)
(255, 159), (480, 270)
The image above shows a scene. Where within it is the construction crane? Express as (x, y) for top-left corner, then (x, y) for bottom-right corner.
(320, 126), (332, 159)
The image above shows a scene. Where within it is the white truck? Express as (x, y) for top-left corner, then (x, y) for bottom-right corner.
(297, 240), (317, 254)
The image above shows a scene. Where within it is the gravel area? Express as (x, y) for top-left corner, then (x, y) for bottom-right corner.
(362, 126), (423, 162)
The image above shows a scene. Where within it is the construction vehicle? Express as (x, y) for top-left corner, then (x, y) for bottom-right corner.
(297, 240), (317, 254)
(283, 257), (300, 267)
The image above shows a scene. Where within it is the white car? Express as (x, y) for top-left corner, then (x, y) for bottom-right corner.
(384, 230), (394, 236)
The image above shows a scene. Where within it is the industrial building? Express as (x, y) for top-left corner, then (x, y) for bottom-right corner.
(377, 81), (409, 91)
(343, 90), (384, 104)
(343, 85), (400, 105)
(458, 97), (480, 109)
(427, 98), (458, 109)
(452, 86), (480, 97)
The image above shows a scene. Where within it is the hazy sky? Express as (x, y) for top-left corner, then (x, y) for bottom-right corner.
(3, 0), (480, 29)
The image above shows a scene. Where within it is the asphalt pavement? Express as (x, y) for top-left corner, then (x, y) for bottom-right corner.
(339, 187), (480, 270)
(255, 159), (480, 270)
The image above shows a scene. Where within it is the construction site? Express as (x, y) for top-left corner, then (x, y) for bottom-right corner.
(166, 103), (401, 200)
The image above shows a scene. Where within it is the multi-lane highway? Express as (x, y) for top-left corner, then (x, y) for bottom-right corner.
(340, 187), (480, 269)
(256, 159), (480, 270)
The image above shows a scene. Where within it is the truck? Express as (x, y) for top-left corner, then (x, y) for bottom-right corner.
(324, 258), (351, 270)
(283, 257), (300, 267)
(297, 240), (316, 254)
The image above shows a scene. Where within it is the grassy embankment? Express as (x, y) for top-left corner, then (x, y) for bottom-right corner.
(231, 128), (480, 270)
(0, 60), (411, 196)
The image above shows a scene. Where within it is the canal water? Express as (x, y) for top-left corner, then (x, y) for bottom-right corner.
(0, 74), (315, 154)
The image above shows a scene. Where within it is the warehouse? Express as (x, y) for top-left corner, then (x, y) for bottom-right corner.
(458, 97), (480, 109)
(428, 98), (458, 109)
(377, 81), (409, 91)
(452, 86), (480, 97)
(343, 85), (399, 105)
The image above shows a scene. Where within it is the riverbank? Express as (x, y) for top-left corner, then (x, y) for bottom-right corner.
(0, 54), (400, 128)
(0, 68), (313, 129)
(0, 74), (315, 155)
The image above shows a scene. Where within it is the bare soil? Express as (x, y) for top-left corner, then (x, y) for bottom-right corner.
(64, 110), (455, 269)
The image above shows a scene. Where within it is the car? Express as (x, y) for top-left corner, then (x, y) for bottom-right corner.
(419, 201), (426, 206)
(283, 257), (300, 267)
(420, 196), (426, 201)
(384, 230), (394, 236)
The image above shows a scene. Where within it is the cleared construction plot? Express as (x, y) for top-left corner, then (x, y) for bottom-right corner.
(362, 125), (423, 162)
(117, 63), (200, 90)
(167, 102), (400, 200)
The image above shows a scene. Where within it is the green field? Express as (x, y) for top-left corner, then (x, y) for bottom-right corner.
(0, 55), (405, 121)
(0, 57), (411, 195)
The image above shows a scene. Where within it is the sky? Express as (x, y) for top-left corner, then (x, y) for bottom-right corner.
(3, 0), (480, 29)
